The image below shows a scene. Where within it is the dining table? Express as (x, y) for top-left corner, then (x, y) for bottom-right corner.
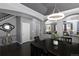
(31, 38), (79, 56)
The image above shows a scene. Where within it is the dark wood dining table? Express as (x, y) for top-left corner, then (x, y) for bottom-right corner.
(31, 38), (79, 56)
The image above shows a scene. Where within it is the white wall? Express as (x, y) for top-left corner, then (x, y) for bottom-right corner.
(56, 20), (63, 36)
(0, 16), (17, 45)
(66, 20), (78, 35)
(56, 18), (79, 43)
(56, 18), (79, 36)
(20, 17), (32, 44)
(15, 15), (46, 44)
(31, 18), (41, 40)
(65, 20), (79, 43)
(21, 23), (30, 43)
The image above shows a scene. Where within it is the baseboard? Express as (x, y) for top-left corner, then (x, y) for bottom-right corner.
(0, 40), (34, 46)
(16, 41), (22, 44)
(0, 41), (17, 46)
(16, 40), (34, 45)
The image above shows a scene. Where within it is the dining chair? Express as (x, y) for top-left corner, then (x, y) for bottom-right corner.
(60, 36), (72, 44)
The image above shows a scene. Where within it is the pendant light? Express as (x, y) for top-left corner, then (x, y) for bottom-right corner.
(47, 4), (65, 21)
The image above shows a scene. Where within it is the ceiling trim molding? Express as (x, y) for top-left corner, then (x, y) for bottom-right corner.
(0, 3), (45, 21)
(63, 13), (79, 20)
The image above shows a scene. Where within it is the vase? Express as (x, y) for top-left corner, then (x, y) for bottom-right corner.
(53, 40), (58, 45)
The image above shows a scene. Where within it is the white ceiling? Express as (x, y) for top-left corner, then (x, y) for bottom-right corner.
(0, 3), (79, 22)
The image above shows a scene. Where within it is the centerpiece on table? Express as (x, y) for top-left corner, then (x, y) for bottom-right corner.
(51, 31), (59, 45)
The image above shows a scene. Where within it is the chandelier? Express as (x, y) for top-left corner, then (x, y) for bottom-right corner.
(47, 4), (65, 21)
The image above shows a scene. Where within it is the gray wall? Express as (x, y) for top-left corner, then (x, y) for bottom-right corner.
(77, 21), (79, 32)
(16, 16), (21, 43)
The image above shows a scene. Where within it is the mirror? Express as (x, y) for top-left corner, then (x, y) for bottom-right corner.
(45, 23), (57, 34)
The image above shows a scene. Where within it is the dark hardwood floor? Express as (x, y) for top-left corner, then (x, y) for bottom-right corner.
(0, 39), (79, 56)
(0, 42), (31, 56)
